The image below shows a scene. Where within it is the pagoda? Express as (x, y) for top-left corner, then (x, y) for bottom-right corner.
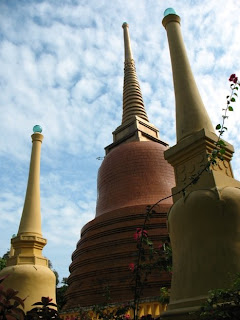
(63, 23), (175, 318)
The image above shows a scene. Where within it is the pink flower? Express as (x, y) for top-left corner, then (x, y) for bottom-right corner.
(158, 243), (163, 250)
(229, 74), (238, 83)
(129, 263), (135, 272)
(125, 315), (130, 319)
(133, 228), (148, 241)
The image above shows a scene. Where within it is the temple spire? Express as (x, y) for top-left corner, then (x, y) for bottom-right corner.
(122, 22), (149, 123)
(18, 127), (44, 236)
(105, 23), (164, 154)
(162, 10), (214, 142)
(7, 125), (48, 268)
(162, 10), (240, 320)
(0, 125), (56, 312)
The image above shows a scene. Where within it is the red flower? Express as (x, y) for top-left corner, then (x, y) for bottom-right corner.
(229, 74), (238, 83)
(129, 263), (135, 272)
(133, 228), (148, 241)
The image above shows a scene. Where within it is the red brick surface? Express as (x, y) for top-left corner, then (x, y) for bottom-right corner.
(96, 141), (175, 216)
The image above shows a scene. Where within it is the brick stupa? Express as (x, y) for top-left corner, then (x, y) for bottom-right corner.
(63, 23), (175, 318)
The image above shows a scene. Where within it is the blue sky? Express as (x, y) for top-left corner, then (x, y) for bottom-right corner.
(0, 0), (240, 282)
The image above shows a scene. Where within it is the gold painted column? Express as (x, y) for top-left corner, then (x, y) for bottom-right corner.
(162, 10), (214, 142)
(18, 131), (43, 236)
(162, 8), (240, 319)
(0, 126), (56, 312)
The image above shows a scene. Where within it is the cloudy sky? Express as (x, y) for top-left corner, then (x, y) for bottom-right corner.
(0, 0), (240, 283)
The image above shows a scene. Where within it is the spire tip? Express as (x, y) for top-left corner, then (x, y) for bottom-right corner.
(33, 125), (42, 133)
(163, 8), (177, 17)
(122, 22), (128, 28)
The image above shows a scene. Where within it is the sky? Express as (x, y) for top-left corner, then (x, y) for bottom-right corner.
(0, 0), (240, 283)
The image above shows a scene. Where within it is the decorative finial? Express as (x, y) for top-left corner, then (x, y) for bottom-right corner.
(164, 8), (177, 17)
(122, 22), (128, 28)
(33, 125), (42, 133)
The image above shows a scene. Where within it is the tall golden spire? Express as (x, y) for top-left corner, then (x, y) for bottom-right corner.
(162, 10), (214, 142)
(105, 23), (164, 154)
(18, 129), (43, 236)
(162, 9), (240, 320)
(0, 126), (56, 312)
(122, 22), (148, 123)
(7, 125), (48, 267)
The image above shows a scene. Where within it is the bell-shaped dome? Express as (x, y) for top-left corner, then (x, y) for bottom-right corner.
(96, 141), (175, 216)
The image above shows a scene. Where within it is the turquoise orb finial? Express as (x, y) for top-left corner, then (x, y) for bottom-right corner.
(164, 8), (176, 17)
(122, 22), (128, 28)
(33, 125), (42, 133)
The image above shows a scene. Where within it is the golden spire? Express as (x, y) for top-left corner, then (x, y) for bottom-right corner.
(122, 22), (149, 123)
(0, 126), (56, 312)
(7, 125), (48, 267)
(162, 11), (214, 142)
(18, 129), (43, 236)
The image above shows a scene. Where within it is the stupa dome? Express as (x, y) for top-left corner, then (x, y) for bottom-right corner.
(96, 141), (175, 216)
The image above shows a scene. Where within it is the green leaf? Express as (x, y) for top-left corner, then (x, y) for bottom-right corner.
(231, 97), (236, 102)
(234, 92), (238, 96)
(218, 140), (226, 146)
(228, 106), (234, 111)
(216, 124), (221, 130)
(235, 86), (239, 90)
(219, 148), (226, 154)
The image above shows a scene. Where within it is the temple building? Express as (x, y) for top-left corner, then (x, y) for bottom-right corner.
(0, 126), (56, 312)
(63, 22), (175, 318)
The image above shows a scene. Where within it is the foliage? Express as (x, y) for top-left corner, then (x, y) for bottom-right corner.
(77, 283), (131, 320)
(0, 251), (10, 272)
(56, 278), (68, 311)
(25, 296), (61, 320)
(159, 287), (170, 305)
(212, 74), (239, 164)
(91, 304), (131, 320)
(194, 273), (240, 320)
(129, 208), (172, 319)
(0, 261), (6, 273)
(0, 274), (25, 320)
(0, 275), (59, 320)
